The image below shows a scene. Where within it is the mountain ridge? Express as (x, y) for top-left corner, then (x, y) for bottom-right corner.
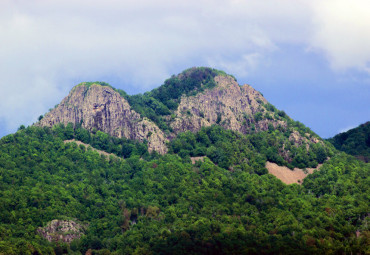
(38, 67), (325, 168)
(38, 83), (168, 153)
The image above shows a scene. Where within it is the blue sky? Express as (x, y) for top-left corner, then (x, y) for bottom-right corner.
(0, 0), (369, 138)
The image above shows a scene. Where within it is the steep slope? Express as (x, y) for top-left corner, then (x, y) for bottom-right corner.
(328, 121), (370, 162)
(170, 74), (286, 134)
(38, 83), (168, 153)
(38, 67), (325, 164)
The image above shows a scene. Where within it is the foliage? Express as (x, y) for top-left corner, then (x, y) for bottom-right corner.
(4, 66), (368, 254)
(119, 67), (233, 131)
(1, 67), (368, 254)
(169, 125), (332, 170)
(124, 94), (172, 131)
(54, 123), (149, 159)
(149, 67), (225, 109)
(328, 121), (370, 162)
(0, 125), (368, 254)
(78, 81), (112, 88)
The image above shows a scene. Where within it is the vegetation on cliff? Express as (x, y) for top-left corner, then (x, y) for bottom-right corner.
(123, 67), (231, 131)
(39, 67), (326, 159)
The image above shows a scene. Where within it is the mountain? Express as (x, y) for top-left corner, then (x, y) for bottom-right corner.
(39, 67), (273, 153)
(37, 82), (168, 154)
(327, 121), (370, 162)
(0, 67), (369, 254)
(38, 67), (328, 169)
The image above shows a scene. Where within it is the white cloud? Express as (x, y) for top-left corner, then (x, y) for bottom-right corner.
(310, 0), (370, 72)
(207, 53), (266, 78)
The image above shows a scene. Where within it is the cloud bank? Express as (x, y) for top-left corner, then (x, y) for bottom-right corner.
(0, 0), (369, 135)
(311, 0), (370, 72)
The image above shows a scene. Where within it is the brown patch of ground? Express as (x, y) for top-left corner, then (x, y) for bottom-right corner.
(191, 156), (205, 164)
(64, 139), (121, 160)
(266, 161), (321, 185)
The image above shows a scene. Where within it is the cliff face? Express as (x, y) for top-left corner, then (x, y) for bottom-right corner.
(170, 75), (286, 135)
(39, 84), (168, 153)
(38, 70), (318, 154)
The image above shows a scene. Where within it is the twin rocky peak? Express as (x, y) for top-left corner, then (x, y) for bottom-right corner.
(38, 67), (312, 154)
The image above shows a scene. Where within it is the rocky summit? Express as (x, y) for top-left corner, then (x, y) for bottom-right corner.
(38, 67), (319, 156)
(38, 83), (168, 154)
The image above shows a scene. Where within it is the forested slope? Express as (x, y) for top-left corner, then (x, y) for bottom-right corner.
(328, 121), (370, 162)
(0, 125), (368, 254)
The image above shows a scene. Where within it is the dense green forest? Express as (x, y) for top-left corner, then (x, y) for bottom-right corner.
(328, 121), (370, 162)
(168, 125), (332, 171)
(0, 124), (368, 254)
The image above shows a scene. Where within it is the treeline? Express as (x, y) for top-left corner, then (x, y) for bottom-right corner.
(328, 121), (370, 162)
(47, 123), (150, 159)
(169, 125), (333, 170)
(0, 125), (368, 254)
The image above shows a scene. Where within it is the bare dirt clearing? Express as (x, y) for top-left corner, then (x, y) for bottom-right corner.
(190, 156), (206, 164)
(266, 161), (321, 185)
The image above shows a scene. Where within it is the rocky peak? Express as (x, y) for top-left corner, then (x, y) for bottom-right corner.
(37, 68), (321, 155)
(170, 74), (285, 135)
(38, 83), (168, 153)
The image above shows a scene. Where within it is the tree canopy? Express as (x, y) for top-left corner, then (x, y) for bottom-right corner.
(328, 121), (370, 162)
(0, 124), (368, 254)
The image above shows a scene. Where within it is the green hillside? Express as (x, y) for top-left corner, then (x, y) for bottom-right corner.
(328, 121), (370, 162)
(0, 124), (368, 254)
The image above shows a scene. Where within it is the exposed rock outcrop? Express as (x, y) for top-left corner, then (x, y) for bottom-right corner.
(37, 219), (86, 243)
(37, 71), (320, 155)
(39, 84), (168, 153)
(170, 75), (285, 135)
(289, 130), (322, 150)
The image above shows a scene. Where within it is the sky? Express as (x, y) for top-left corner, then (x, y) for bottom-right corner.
(0, 0), (369, 139)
